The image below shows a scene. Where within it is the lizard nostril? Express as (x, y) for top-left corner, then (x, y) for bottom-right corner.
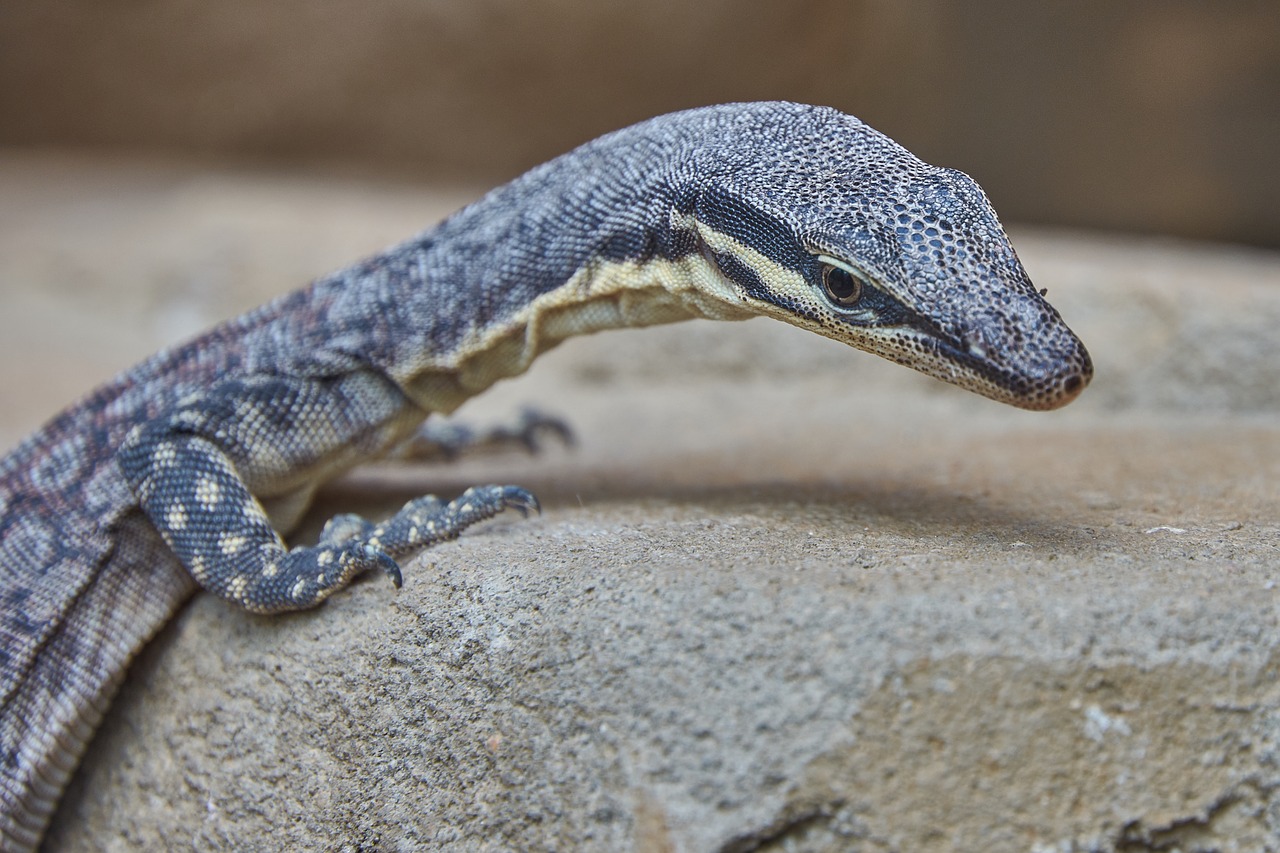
(1064, 375), (1082, 394)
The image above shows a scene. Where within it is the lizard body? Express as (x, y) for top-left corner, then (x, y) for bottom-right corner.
(0, 102), (1090, 848)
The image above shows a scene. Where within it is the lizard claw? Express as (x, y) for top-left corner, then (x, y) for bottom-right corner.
(512, 407), (576, 453)
(498, 485), (541, 518)
(353, 542), (403, 589)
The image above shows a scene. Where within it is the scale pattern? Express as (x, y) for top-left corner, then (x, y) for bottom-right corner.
(0, 101), (1090, 849)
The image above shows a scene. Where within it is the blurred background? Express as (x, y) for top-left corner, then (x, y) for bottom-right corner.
(2, 0), (1277, 247)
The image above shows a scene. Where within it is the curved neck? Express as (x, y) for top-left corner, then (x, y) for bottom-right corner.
(392, 221), (752, 414)
(329, 141), (754, 414)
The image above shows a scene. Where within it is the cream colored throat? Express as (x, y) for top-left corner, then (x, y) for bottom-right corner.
(396, 247), (753, 415)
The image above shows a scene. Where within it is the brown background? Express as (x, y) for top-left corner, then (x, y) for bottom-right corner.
(2, 0), (1277, 247)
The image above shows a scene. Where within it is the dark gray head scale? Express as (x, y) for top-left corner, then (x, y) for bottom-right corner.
(681, 102), (1092, 410)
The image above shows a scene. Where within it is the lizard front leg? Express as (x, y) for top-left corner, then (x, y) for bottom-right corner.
(117, 371), (537, 614)
(391, 406), (575, 463)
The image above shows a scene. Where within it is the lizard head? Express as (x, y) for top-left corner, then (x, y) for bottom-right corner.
(686, 103), (1092, 410)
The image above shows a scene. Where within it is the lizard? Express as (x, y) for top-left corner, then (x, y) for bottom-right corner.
(0, 101), (1091, 849)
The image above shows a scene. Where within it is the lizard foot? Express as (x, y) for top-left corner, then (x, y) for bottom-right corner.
(369, 484), (540, 562)
(237, 486), (539, 611)
(392, 407), (575, 462)
(322, 484), (538, 587)
(318, 512), (377, 545)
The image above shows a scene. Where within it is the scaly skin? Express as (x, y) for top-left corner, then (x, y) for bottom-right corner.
(0, 102), (1089, 849)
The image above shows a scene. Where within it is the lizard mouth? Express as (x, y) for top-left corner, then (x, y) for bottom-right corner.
(921, 329), (1093, 411)
(831, 290), (1093, 411)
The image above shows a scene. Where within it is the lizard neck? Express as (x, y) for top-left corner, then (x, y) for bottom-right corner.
(393, 231), (752, 415)
(322, 124), (758, 415)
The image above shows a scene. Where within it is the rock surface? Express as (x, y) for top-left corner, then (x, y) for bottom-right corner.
(3, 153), (1279, 851)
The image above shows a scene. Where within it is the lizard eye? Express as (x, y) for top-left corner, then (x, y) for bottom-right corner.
(820, 263), (865, 309)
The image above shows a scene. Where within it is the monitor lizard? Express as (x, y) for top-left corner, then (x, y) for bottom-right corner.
(0, 101), (1092, 849)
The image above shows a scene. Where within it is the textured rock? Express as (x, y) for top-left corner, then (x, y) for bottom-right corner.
(2, 156), (1279, 851)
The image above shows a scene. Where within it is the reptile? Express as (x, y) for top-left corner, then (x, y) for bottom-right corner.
(0, 101), (1091, 849)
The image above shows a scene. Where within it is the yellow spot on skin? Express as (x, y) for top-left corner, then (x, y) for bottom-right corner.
(291, 579), (308, 600)
(219, 533), (248, 555)
(228, 575), (249, 600)
(174, 410), (206, 429)
(152, 442), (179, 468)
(262, 562), (279, 578)
(165, 503), (189, 531)
(408, 526), (419, 541)
(194, 475), (221, 509)
(189, 554), (207, 580)
(317, 551), (334, 567)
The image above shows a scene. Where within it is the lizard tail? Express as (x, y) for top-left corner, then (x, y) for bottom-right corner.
(1, 515), (196, 852)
